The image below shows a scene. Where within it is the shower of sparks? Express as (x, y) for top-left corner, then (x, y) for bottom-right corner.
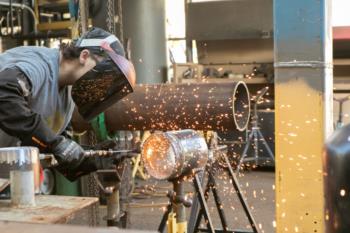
(116, 82), (276, 232)
(340, 189), (346, 196)
(272, 221), (276, 228)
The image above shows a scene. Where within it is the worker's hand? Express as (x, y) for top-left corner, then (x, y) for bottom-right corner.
(52, 136), (85, 169)
(52, 137), (121, 181)
(52, 136), (97, 181)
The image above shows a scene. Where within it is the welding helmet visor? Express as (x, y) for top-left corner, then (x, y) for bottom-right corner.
(71, 41), (136, 122)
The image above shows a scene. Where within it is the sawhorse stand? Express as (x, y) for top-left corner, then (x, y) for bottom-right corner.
(158, 152), (260, 233)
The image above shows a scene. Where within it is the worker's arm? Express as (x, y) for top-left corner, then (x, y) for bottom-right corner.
(0, 68), (97, 180)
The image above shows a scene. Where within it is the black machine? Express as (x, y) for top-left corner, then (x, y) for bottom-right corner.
(324, 124), (350, 233)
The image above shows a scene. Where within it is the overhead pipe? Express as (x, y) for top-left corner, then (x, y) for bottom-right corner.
(0, 1), (38, 34)
(10, 31), (69, 40)
(72, 82), (251, 133)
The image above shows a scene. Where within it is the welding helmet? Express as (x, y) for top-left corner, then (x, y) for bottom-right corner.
(71, 28), (136, 121)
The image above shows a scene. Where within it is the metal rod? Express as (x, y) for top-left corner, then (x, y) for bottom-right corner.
(209, 173), (229, 232)
(197, 229), (252, 233)
(256, 130), (275, 160)
(236, 130), (255, 173)
(173, 181), (186, 224)
(188, 170), (205, 233)
(193, 173), (212, 233)
(5, 31), (69, 39)
(247, 83), (274, 99)
(72, 82), (251, 132)
(223, 154), (259, 233)
(158, 203), (172, 233)
(9, 0), (13, 36)
(84, 149), (133, 157)
(106, 188), (120, 226)
(193, 173), (215, 233)
(6, 11), (10, 35)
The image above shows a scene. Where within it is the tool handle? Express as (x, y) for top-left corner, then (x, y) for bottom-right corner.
(84, 149), (136, 158)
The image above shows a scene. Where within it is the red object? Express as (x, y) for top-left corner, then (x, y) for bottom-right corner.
(333, 26), (350, 40)
(40, 166), (44, 184)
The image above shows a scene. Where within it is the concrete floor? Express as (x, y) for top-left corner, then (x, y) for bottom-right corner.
(98, 169), (275, 233)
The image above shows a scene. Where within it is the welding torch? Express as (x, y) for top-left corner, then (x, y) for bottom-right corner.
(39, 149), (138, 167)
(83, 149), (137, 159)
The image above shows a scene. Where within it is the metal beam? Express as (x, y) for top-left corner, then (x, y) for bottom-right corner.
(274, 0), (333, 232)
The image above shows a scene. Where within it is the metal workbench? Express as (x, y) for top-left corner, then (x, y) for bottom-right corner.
(0, 195), (98, 224)
(0, 221), (156, 233)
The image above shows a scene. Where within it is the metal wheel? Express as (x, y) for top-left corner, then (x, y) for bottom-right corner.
(40, 168), (55, 195)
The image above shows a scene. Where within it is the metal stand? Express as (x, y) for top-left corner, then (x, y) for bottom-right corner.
(91, 151), (136, 228)
(93, 170), (124, 227)
(191, 153), (259, 233)
(159, 152), (260, 233)
(236, 87), (275, 173)
(158, 181), (192, 233)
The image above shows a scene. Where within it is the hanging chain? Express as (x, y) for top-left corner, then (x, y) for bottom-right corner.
(117, 0), (124, 44)
(79, 0), (89, 34)
(87, 130), (100, 199)
(77, 2), (82, 35)
(86, 130), (100, 226)
(106, 0), (116, 34)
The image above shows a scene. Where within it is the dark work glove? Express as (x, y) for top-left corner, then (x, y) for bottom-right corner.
(52, 136), (85, 169)
(52, 136), (98, 181)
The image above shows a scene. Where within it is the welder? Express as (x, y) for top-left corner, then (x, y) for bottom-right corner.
(0, 27), (136, 181)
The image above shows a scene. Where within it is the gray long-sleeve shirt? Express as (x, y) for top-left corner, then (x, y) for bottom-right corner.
(0, 46), (75, 147)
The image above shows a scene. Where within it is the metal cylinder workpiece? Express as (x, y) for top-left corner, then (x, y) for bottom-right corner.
(0, 147), (39, 206)
(141, 129), (208, 180)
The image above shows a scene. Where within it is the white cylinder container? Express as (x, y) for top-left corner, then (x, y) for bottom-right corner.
(0, 147), (39, 206)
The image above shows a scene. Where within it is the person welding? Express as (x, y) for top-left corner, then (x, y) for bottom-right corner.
(0, 27), (136, 181)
